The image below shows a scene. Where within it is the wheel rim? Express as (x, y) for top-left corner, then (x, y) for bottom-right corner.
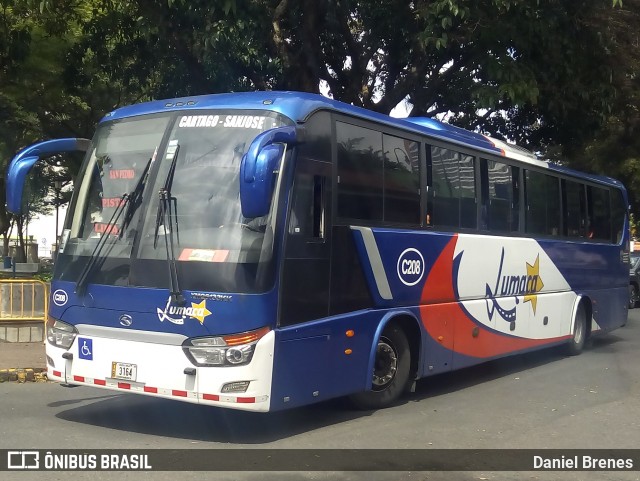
(372, 337), (398, 390)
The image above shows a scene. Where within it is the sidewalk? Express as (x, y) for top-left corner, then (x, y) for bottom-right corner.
(0, 341), (46, 370)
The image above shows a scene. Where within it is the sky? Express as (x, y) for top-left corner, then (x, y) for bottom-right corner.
(24, 206), (67, 258)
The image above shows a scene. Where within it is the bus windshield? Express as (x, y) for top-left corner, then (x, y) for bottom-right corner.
(56, 110), (292, 293)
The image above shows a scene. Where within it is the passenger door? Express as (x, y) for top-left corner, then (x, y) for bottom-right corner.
(279, 156), (332, 326)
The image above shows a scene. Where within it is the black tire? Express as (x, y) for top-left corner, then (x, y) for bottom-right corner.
(566, 303), (587, 356)
(349, 325), (411, 410)
(629, 284), (637, 309)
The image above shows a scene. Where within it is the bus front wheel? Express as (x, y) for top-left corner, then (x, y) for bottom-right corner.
(350, 325), (411, 410)
(566, 303), (587, 356)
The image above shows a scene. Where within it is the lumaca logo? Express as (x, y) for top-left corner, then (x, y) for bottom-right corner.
(156, 297), (212, 325)
(485, 248), (545, 323)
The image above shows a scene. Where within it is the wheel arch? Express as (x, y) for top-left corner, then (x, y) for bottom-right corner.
(365, 310), (422, 390)
(570, 294), (593, 340)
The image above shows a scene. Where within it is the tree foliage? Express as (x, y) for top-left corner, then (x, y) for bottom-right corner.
(0, 0), (81, 257)
(55, 0), (635, 152)
(557, 0), (640, 212)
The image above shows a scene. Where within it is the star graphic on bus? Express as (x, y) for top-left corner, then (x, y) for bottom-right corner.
(190, 300), (212, 324)
(523, 255), (544, 314)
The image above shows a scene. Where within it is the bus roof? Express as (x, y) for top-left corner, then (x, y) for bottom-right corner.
(103, 91), (623, 189)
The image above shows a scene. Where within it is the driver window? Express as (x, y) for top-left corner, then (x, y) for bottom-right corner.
(289, 173), (325, 239)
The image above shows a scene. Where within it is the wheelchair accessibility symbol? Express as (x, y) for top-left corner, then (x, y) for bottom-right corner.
(78, 338), (93, 360)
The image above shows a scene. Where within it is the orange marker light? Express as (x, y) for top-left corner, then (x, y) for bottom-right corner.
(223, 326), (270, 346)
(344, 349), (353, 355)
(346, 330), (355, 338)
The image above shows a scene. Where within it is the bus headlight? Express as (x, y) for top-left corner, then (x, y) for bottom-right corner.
(182, 326), (270, 367)
(46, 318), (78, 350)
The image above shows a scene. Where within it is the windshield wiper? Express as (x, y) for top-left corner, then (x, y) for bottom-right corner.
(75, 157), (154, 296)
(153, 144), (184, 306)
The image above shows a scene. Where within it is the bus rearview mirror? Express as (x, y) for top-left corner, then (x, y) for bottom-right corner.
(240, 126), (300, 219)
(5, 138), (91, 214)
(6, 155), (40, 214)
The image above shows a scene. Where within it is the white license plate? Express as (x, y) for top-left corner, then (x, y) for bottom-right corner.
(111, 362), (137, 382)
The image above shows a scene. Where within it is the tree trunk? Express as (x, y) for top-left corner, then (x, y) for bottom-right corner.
(15, 216), (27, 263)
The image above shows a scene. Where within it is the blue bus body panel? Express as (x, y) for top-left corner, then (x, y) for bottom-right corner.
(270, 310), (385, 410)
(50, 281), (276, 337)
(49, 228), (627, 410)
(350, 227), (627, 309)
(270, 225), (628, 408)
(352, 228), (625, 376)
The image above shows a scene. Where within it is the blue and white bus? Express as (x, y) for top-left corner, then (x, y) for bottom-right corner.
(6, 92), (629, 411)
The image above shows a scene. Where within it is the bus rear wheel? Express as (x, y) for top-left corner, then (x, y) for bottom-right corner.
(349, 325), (411, 410)
(629, 285), (637, 309)
(566, 303), (587, 356)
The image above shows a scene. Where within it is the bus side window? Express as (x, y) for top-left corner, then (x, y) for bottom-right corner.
(336, 122), (383, 221)
(429, 146), (477, 229)
(486, 160), (514, 232)
(611, 187), (626, 243)
(563, 179), (585, 238)
(525, 170), (561, 237)
(289, 173), (325, 239)
(587, 185), (611, 241)
(511, 166), (521, 232)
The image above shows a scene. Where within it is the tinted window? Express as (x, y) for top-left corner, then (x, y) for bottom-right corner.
(487, 160), (518, 232)
(289, 173), (325, 238)
(610, 187), (626, 243)
(336, 123), (383, 220)
(459, 154), (477, 229)
(383, 134), (420, 224)
(429, 146), (476, 229)
(563, 180), (586, 238)
(525, 170), (561, 236)
(587, 186), (611, 241)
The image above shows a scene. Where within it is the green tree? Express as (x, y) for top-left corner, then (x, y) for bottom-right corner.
(0, 1), (81, 259)
(558, 0), (640, 213)
(57, 0), (630, 149)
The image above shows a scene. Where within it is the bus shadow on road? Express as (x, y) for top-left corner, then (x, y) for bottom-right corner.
(53, 387), (368, 443)
(408, 333), (624, 401)
(53, 333), (624, 443)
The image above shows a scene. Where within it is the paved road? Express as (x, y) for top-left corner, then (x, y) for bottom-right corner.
(2, 310), (640, 481)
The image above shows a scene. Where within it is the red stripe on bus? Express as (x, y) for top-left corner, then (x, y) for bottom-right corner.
(118, 382), (131, 389)
(73, 375), (85, 382)
(94, 379), (106, 386)
(203, 394), (220, 401)
(172, 390), (188, 397)
(53, 370), (62, 377)
(144, 386), (158, 394)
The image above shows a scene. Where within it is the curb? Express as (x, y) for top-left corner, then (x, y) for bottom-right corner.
(0, 368), (48, 383)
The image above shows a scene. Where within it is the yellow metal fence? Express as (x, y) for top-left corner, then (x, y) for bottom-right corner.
(0, 279), (49, 322)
